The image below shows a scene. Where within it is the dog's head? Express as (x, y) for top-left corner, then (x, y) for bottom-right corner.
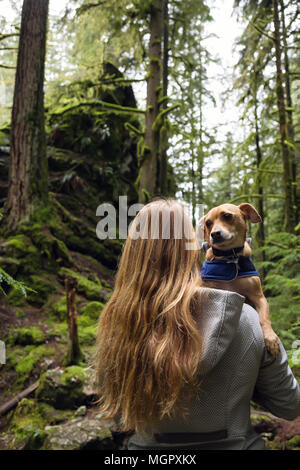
(198, 203), (262, 249)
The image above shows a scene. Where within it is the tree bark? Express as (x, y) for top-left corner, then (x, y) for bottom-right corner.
(254, 79), (266, 279)
(279, 0), (298, 225)
(272, 0), (296, 232)
(139, 0), (163, 203)
(0, 380), (39, 417)
(159, 0), (169, 196)
(3, 0), (49, 231)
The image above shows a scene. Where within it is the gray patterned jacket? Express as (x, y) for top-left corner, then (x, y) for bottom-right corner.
(128, 288), (300, 450)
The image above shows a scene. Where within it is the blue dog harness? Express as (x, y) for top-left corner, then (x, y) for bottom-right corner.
(201, 256), (259, 281)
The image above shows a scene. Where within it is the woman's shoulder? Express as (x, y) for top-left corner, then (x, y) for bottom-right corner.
(239, 302), (265, 350)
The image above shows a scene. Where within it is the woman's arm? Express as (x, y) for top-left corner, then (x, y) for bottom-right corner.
(253, 340), (300, 421)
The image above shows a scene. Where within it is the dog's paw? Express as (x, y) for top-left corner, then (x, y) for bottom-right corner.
(263, 330), (280, 356)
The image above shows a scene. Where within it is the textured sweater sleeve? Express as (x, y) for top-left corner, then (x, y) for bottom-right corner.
(253, 340), (300, 421)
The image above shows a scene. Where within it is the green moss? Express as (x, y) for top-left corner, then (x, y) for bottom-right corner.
(59, 267), (103, 301)
(15, 345), (55, 375)
(26, 275), (57, 307)
(9, 327), (45, 346)
(286, 435), (300, 450)
(9, 398), (77, 449)
(59, 365), (86, 386)
(35, 366), (88, 409)
(38, 402), (74, 424)
(7, 285), (27, 306)
(9, 398), (49, 447)
(6, 347), (24, 369)
(80, 301), (104, 320)
(264, 437), (283, 450)
(6, 234), (31, 253)
(5, 235), (41, 275)
(53, 323), (68, 343)
(78, 322), (97, 346)
(50, 296), (67, 320)
(8, 345), (56, 387)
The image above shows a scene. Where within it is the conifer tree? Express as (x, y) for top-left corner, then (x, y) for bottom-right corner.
(3, 0), (49, 231)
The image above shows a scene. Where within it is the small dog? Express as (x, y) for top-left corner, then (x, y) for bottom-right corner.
(198, 202), (280, 356)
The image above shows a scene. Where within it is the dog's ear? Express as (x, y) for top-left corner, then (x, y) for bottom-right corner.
(239, 203), (262, 223)
(197, 216), (208, 241)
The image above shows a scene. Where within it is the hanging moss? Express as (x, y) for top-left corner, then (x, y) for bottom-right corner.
(142, 188), (151, 203)
(152, 104), (181, 132)
(124, 122), (143, 136)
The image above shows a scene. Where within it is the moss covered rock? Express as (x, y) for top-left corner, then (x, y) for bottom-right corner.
(26, 275), (58, 307)
(81, 301), (104, 320)
(7, 345), (55, 387)
(35, 366), (95, 409)
(1, 234), (41, 275)
(285, 434), (300, 450)
(9, 327), (46, 346)
(59, 267), (104, 301)
(9, 398), (49, 447)
(40, 418), (114, 450)
(15, 346), (55, 382)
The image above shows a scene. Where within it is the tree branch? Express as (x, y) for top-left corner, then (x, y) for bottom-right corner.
(0, 64), (16, 69)
(0, 33), (19, 42)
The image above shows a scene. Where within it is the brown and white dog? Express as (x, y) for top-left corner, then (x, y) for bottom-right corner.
(198, 203), (280, 356)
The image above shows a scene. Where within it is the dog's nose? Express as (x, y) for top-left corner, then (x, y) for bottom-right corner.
(211, 230), (222, 240)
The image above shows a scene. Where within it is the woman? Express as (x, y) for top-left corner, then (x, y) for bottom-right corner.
(95, 199), (300, 450)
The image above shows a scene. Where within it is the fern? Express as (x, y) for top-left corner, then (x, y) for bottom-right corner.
(257, 232), (300, 349)
(0, 267), (35, 297)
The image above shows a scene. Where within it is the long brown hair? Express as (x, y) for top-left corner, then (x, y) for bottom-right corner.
(95, 199), (203, 433)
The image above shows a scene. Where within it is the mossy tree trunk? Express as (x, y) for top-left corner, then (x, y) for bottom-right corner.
(272, 0), (296, 232)
(138, 0), (164, 203)
(279, 0), (298, 226)
(3, 0), (49, 232)
(159, 0), (169, 196)
(254, 75), (266, 279)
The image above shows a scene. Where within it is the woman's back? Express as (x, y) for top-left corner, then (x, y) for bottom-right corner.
(128, 288), (300, 450)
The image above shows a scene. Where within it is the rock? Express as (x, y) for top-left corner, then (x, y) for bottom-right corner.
(74, 405), (87, 417)
(40, 418), (115, 450)
(35, 366), (97, 409)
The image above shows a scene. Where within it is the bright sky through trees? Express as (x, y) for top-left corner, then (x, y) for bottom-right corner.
(0, 0), (245, 142)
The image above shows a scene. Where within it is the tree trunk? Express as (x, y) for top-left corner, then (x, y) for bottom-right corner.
(197, 50), (204, 206)
(65, 277), (82, 365)
(3, 0), (49, 232)
(272, 0), (296, 232)
(139, 0), (163, 203)
(159, 0), (169, 196)
(280, 0), (298, 225)
(254, 81), (266, 279)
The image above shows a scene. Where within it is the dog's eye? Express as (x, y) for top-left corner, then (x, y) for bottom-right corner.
(205, 220), (212, 228)
(222, 213), (233, 221)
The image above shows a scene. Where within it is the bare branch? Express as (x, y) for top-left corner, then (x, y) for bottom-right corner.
(0, 64), (16, 69)
(0, 33), (19, 42)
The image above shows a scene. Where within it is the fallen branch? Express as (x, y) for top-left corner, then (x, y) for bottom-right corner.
(0, 380), (40, 417)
